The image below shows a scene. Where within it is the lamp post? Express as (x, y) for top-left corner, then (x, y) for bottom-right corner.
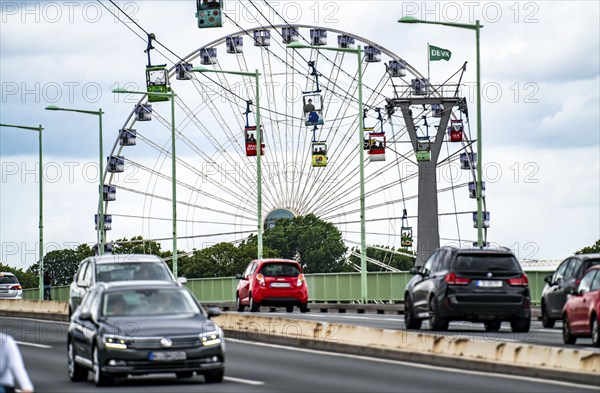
(45, 105), (107, 253)
(0, 123), (45, 300)
(191, 67), (264, 259)
(398, 16), (485, 247)
(286, 42), (367, 303)
(111, 89), (179, 275)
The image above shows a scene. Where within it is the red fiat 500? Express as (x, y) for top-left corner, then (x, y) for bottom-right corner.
(562, 265), (600, 346)
(236, 259), (309, 313)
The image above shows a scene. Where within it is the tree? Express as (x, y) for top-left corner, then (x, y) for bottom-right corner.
(349, 245), (415, 272)
(28, 244), (94, 286)
(112, 236), (168, 257)
(263, 214), (348, 273)
(0, 263), (38, 289)
(575, 239), (600, 255)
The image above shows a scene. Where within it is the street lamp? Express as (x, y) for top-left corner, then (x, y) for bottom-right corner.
(111, 88), (179, 275)
(191, 66), (265, 259)
(286, 41), (368, 303)
(45, 105), (107, 253)
(398, 16), (485, 247)
(0, 123), (45, 300)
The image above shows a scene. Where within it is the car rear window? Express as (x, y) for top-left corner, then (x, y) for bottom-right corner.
(454, 254), (521, 273)
(0, 275), (18, 284)
(584, 259), (600, 270)
(96, 262), (172, 282)
(102, 288), (200, 317)
(259, 263), (301, 277)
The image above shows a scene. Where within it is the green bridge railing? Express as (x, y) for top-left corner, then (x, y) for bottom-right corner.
(23, 270), (549, 305)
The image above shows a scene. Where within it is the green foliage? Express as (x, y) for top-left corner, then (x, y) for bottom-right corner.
(263, 214), (348, 273)
(0, 263), (38, 289)
(112, 236), (168, 257)
(179, 238), (277, 278)
(28, 244), (94, 286)
(349, 245), (415, 272)
(575, 239), (600, 255)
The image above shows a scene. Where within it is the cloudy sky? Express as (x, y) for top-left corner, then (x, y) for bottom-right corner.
(1, 1), (599, 270)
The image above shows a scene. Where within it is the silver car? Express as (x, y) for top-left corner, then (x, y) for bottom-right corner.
(0, 272), (23, 299)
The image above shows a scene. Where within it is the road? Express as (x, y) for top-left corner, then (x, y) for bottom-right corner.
(243, 310), (599, 351)
(1, 316), (597, 393)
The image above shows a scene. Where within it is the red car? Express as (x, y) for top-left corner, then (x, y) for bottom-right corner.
(562, 265), (600, 346)
(235, 259), (309, 313)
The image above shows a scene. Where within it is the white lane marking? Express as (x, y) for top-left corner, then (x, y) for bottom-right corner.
(224, 376), (265, 385)
(227, 338), (600, 391)
(16, 341), (52, 349)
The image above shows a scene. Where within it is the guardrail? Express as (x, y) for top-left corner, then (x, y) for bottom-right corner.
(23, 270), (550, 304)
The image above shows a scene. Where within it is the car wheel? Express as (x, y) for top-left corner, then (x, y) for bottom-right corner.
(176, 371), (194, 379)
(236, 294), (245, 312)
(93, 346), (113, 386)
(404, 296), (422, 330)
(249, 294), (259, 312)
(541, 303), (555, 328)
(204, 369), (224, 383)
(286, 305), (294, 313)
(429, 296), (448, 331)
(68, 341), (88, 382)
(562, 314), (576, 344)
(510, 318), (530, 333)
(299, 304), (309, 313)
(591, 315), (600, 347)
(484, 321), (501, 332)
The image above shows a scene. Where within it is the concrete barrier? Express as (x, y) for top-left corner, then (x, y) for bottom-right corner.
(1, 300), (596, 385)
(213, 313), (599, 385)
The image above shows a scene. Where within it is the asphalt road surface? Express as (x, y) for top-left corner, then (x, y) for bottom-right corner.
(1, 316), (597, 393)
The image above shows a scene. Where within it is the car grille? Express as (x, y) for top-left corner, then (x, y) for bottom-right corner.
(129, 335), (201, 349)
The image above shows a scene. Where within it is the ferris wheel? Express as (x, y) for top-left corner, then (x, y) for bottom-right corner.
(100, 22), (485, 270)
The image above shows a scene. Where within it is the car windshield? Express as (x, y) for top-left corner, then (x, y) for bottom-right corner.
(102, 288), (199, 317)
(455, 255), (520, 272)
(0, 275), (18, 284)
(259, 263), (300, 277)
(96, 262), (172, 282)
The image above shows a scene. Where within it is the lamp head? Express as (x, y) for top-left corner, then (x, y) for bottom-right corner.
(45, 105), (61, 111)
(398, 16), (421, 23)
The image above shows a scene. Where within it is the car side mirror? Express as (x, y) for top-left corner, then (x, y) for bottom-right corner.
(177, 277), (188, 284)
(410, 267), (420, 275)
(543, 275), (553, 285)
(235, 273), (243, 279)
(206, 307), (221, 319)
(79, 311), (93, 321)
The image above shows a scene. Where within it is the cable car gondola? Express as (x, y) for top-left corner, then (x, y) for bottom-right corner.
(144, 34), (171, 102)
(302, 61), (324, 126)
(400, 209), (413, 247)
(415, 116), (431, 162)
(311, 141), (327, 167)
(449, 119), (463, 142)
(195, 0), (223, 28)
(368, 132), (386, 161)
(243, 101), (264, 157)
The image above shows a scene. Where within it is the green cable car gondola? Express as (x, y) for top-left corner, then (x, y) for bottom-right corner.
(400, 209), (413, 247)
(144, 34), (171, 102)
(195, 0), (223, 28)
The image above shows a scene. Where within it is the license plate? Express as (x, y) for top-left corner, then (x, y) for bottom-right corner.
(476, 280), (502, 288)
(270, 282), (291, 288)
(149, 351), (186, 361)
(0, 290), (9, 293)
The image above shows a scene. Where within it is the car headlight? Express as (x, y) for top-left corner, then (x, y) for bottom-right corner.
(199, 325), (222, 347)
(103, 335), (129, 350)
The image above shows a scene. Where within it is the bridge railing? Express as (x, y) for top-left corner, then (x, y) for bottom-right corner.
(22, 270), (550, 304)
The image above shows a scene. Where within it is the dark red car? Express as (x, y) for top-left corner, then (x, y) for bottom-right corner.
(562, 265), (600, 346)
(235, 259), (309, 313)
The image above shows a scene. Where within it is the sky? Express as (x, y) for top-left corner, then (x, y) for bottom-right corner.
(1, 1), (599, 270)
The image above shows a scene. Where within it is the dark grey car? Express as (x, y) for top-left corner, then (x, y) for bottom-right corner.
(541, 254), (600, 328)
(405, 246), (531, 333)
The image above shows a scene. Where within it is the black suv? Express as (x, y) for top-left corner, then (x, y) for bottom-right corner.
(540, 253), (600, 328)
(404, 246), (531, 332)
